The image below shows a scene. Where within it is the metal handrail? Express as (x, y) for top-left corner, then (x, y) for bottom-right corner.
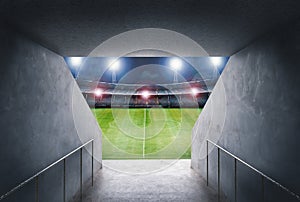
(206, 139), (300, 202)
(0, 139), (94, 201)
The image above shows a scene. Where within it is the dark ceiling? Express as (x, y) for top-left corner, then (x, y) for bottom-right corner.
(0, 0), (299, 56)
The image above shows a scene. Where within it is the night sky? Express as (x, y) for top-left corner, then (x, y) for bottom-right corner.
(65, 57), (229, 83)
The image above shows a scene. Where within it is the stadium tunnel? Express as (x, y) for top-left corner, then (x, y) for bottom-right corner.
(0, 1), (299, 201)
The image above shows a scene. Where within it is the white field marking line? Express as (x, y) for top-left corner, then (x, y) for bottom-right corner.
(143, 108), (146, 158)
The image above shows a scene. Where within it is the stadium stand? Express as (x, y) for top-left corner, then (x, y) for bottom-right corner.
(82, 80), (212, 108)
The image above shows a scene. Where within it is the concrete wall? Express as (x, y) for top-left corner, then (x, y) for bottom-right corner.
(0, 22), (102, 202)
(191, 20), (300, 202)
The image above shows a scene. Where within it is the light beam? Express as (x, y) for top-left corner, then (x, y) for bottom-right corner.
(191, 88), (198, 96)
(142, 91), (150, 99)
(94, 88), (103, 97)
(170, 58), (183, 70)
(210, 57), (222, 66)
(70, 57), (82, 66)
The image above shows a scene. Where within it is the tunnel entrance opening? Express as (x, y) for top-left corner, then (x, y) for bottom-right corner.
(65, 56), (228, 162)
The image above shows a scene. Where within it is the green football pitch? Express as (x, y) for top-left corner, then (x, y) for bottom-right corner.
(92, 108), (201, 159)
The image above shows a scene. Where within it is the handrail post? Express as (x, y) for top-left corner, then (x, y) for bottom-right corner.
(206, 140), (209, 186)
(35, 176), (39, 202)
(92, 140), (94, 187)
(234, 158), (237, 202)
(218, 147), (220, 202)
(80, 148), (83, 201)
(63, 158), (66, 202)
(262, 175), (265, 202)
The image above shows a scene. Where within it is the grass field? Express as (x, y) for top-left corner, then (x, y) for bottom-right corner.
(92, 108), (201, 159)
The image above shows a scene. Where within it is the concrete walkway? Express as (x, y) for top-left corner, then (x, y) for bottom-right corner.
(79, 160), (218, 202)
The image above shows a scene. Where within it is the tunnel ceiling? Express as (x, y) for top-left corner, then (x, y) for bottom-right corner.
(0, 0), (299, 57)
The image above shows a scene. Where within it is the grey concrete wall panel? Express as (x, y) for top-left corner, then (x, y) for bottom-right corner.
(219, 152), (235, 201)
(65, 152), (80, 202)
(72, 78), (102, 164)
(0, 23), (102, 201)
(191, 20), (300, 202)
(38, 162), (64, 202)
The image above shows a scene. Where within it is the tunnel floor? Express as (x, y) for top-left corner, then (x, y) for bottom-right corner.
(78, 160), (219, 201)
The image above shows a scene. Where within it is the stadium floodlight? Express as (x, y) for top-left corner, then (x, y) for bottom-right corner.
(191, 88), (198, 96)
(170, 58), (183, 83)
(109, 59), (120, 71)
(210, 57), (222, 66)
(94, 88), (103, 97)
(70, 57), (82, 66)
(142, 91), (150, 99)
(170, 58), (182, 70)
(108, 59), (120, 83)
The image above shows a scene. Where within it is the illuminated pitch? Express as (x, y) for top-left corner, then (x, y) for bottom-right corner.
(93, 108), (201, 159)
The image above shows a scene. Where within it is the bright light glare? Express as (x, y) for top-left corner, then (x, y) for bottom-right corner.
(109, 59), (120, 71)
(70, 57), (82, 66)
(210, 57), (222, 66)
(170, 58), (182, 70)
(142, 91), (150, 99)
(191, 88), (198, 96)
(94, 88), (103, 97)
